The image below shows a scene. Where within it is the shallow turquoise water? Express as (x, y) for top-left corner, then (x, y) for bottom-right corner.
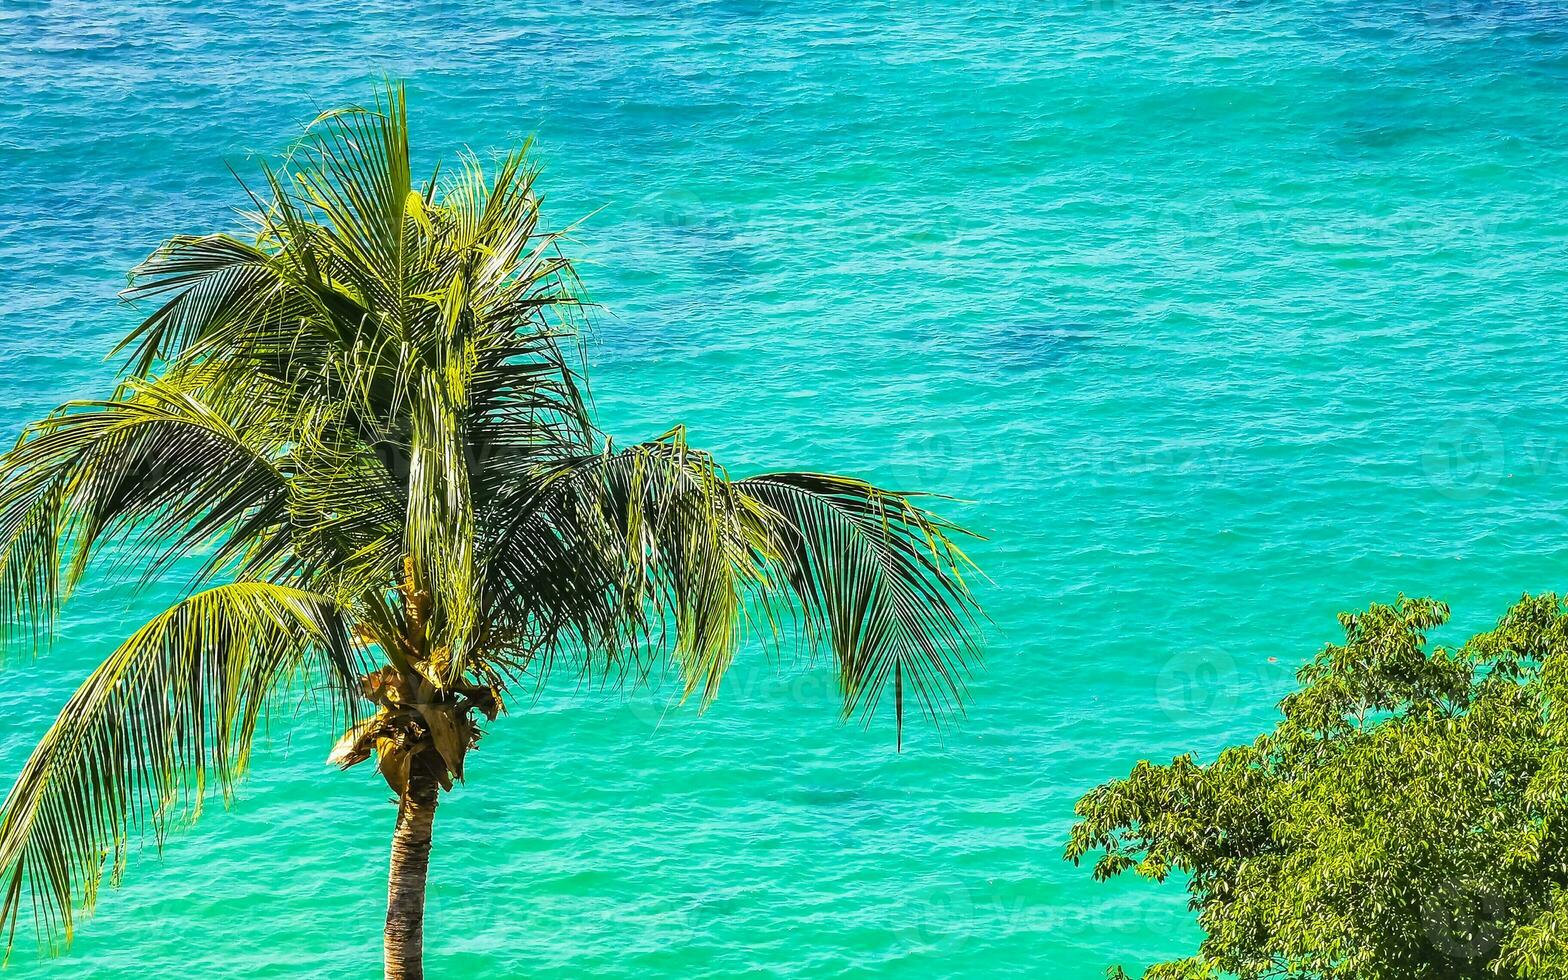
(3, 1), (1568, 976)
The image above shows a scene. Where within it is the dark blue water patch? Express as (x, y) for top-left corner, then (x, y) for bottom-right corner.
(606, 195), (760, 282)
(966, 322), (1094, 374)
(689, 0), (790, 23)
(629, 223), (756, 283)
(1327, 117), (1445, 164)
(791, 786), (861, 808)
(1317, 79), (1484, 168)
(1270, 0), (1568, 56)
(1410, 0), (1568, 30)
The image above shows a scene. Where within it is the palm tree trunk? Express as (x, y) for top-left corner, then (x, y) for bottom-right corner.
(384, 766), (439, 980)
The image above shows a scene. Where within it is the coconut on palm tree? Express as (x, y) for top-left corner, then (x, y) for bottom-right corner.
(0, 86), (982, 979)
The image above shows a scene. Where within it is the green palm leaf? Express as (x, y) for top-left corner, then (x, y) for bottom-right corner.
(0, 583), (359, 953)
(478, 431), (981, 743)
(0, 373), (293, 653)
(736, 472), (981, 738)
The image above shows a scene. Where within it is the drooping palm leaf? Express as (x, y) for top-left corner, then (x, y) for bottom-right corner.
(735, 472), (981, 738)
(0, 373), (293, 653)
(477, 430), (981, 742)
(0, 583), (360, 953)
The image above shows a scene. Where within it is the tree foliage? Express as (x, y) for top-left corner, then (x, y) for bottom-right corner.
(0, 84), (982, 955)
(1068, 594), (1568, 979)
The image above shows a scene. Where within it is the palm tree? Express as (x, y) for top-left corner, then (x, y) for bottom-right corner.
(0, 85), (982, 979)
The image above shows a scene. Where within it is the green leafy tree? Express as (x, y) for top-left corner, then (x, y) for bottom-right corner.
(0, 86), (982, 979)
(1067, 594), (1568, 980)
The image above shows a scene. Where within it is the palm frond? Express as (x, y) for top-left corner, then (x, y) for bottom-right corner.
(406, 368), (479, 684)
(479, 433), (983, 743)
(0, 374), (293, 654)
(114, 235), (286, 378)
(0, 582), (361, 953)
(736, 472), (982, 744)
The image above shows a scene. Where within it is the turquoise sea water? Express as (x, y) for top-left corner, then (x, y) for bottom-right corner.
(3, 2), (1568, 976)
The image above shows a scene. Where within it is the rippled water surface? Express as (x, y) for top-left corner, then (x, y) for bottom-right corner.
(3, 2), (1568, 976)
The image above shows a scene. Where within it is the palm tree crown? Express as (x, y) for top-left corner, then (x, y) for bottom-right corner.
(0, 85), (982, 970)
